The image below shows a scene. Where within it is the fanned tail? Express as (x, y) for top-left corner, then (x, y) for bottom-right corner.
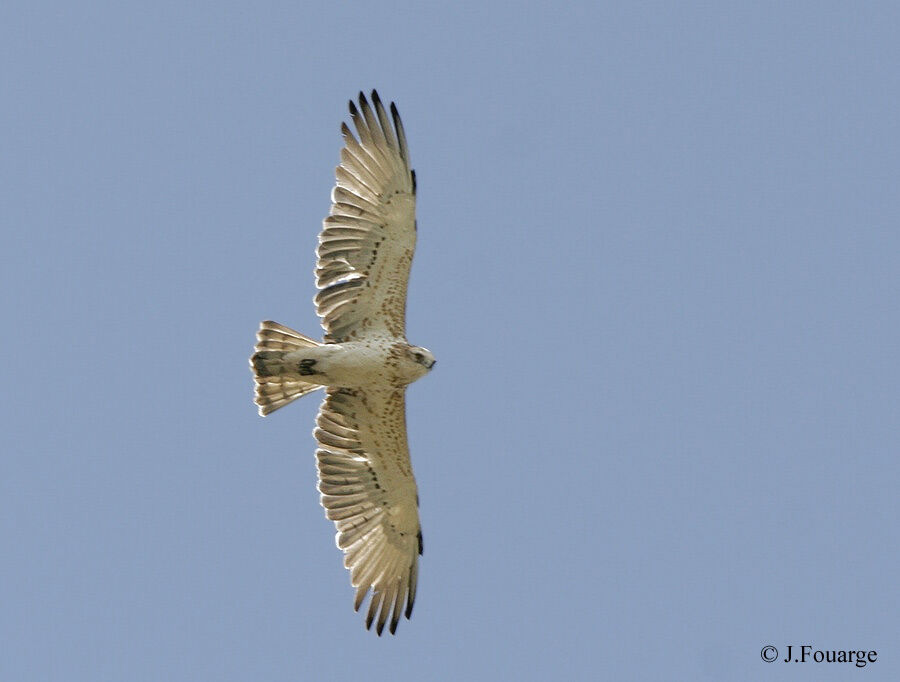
(251, 320), (322, 415)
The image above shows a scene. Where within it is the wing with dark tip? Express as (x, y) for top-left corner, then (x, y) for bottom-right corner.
(315, 387), (422, 635)
(315, 91), (417, 343)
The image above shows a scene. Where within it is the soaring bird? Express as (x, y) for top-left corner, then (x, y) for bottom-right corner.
(250, 91), (433, 635)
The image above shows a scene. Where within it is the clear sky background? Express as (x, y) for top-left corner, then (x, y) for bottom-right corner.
(2, 2), (898, 680)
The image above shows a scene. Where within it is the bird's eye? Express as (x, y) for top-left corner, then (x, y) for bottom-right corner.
(414, 353), (422, 360)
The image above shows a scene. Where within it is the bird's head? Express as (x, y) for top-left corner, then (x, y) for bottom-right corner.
(406, 345), (436, 371)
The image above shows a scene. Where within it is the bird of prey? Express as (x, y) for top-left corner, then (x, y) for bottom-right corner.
(250, 91), (434, 636)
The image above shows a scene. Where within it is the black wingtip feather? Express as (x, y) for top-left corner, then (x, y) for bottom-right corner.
(411, 169), (417, 193)
(340, 121), (356, 143)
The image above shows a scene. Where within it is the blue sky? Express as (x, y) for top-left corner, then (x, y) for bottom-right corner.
(2, 2), (898, 680)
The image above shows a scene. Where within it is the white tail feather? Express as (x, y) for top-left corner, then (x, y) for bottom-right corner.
(251, 320), (322, 415)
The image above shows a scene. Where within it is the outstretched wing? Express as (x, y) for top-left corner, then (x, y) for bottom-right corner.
(315, 90), (417, 343)
(315, 387), (423, 635)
